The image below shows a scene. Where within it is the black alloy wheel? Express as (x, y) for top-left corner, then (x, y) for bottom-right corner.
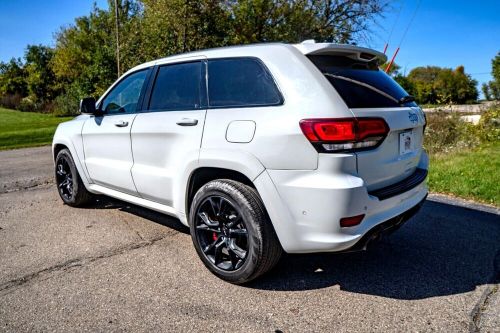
(189, 179), (282, 284)
(55, 156), (74, 201)
(194, 195), (249, 271)
(54, 148), (93, 207)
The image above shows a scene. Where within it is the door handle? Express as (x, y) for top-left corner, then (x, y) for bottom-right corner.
(114, 120), (129, 127)
(176, 118), (198, 126)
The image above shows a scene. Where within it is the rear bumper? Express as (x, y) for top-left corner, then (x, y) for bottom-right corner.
(254, 152), (429, 253)
(344, 194), (426, 252)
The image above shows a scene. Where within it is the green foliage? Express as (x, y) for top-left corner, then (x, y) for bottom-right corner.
(0, 58), (27, 97)
(405, 66), (478, 104)
(425, 105), (500, 205)
(0, 0), (393, 114)
(476, 105), (500, 142)
(424, 110), (479, 154)
(379, 61), (400, 76)
(24, 45), (59, 103)
(482, 52), (499, 100)
(492, 52), (500, 83)
(51, 4), (118, 98)
(53, 84), (86, 116)
(482, 83), (491, 100)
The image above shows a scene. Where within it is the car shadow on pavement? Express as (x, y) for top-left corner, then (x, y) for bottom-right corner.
(87, 196), (499, 300)
(248, 200), (500, 300)
(88, 196), (190, 234)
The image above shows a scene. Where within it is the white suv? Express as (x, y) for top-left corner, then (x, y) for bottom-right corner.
(52, 42), (428, 284)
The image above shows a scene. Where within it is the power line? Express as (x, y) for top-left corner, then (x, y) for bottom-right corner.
(384, 1), (404, 54)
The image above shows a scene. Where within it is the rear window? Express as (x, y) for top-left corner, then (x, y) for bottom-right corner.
(148, 61), (202, 111)
(207, 58), (283, 108)
(308, 55), (416, 108)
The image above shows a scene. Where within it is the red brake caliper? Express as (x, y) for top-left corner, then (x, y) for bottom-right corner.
(212, 232), (218, 241)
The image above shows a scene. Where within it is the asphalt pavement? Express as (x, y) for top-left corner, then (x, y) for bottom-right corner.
(0, 146), (498, 332)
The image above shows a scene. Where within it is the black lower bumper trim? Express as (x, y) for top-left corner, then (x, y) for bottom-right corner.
(369, 168), (428, 200)
(345, 194), (427, 252)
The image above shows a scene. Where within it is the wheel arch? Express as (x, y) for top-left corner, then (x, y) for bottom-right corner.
(185, 167), (256, 220)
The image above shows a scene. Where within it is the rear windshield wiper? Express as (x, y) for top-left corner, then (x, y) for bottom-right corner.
(323, 73), (400, 105)
(399, 95), (415, 104)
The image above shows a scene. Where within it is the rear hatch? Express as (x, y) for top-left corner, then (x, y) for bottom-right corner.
(305, 48), (425, 191)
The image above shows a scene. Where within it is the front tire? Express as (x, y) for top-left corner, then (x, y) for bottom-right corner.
(189, 179), (282, 284)
(55, 148), (93, 207)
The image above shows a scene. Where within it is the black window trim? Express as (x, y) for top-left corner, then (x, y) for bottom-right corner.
(140, 59), (207, 113)
(96, 67), (153, 116)
(206, 56), (285, 109)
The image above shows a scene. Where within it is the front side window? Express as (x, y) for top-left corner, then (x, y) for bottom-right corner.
(100, 69), (148, 114)
(207, 58), (282, 108)
(148, 61), (202, 111)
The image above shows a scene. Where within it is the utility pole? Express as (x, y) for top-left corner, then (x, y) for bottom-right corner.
(114, 0), (121, 78)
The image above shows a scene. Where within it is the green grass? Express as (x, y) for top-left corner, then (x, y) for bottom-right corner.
(428, 142), (500, 206)
(0, 108), (73, 150)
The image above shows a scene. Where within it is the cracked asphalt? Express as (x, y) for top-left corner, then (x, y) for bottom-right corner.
(0, 146), (499, 332)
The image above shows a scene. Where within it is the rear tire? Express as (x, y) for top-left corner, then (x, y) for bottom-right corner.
(55, 148), (93, 207)
(189, 179), (282, 284)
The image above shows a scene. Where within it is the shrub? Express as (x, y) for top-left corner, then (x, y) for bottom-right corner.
(53, 86), (82, 117)
(18, 96), (38, 112)
(477, 104), (500, 142)
(424, 110), (479, 154)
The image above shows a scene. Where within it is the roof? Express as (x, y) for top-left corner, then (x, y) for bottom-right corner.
(127, 41), (386, 74)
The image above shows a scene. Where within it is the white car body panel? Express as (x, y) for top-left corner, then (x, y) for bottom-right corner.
(130, 109), (206, 206)
(82, 114), (138, 195)
(53, 42), (428, 253)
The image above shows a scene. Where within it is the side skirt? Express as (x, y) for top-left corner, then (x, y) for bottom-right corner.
(87, 184), (182, 221)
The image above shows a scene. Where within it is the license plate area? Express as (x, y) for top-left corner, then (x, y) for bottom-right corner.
(399, 130), (414, 155)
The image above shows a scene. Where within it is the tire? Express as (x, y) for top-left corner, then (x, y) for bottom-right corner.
(55, 148), (93, 207)
(189, 179), (282, 284)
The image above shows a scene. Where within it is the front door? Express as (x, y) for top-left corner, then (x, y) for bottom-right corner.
(82, 69), (149, 195)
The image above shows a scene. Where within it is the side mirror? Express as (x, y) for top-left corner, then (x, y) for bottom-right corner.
(79, 97), (97, 114)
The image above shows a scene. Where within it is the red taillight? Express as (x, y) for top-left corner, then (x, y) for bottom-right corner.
(313, 121), (355, 141)
(299, 118), (388, 152)
(340, 214), (365, 227)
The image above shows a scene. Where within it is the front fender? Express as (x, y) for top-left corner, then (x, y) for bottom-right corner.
(52, 117), (91, 188)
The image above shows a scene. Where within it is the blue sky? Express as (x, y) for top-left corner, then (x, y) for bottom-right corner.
(0, 0), (498, 94)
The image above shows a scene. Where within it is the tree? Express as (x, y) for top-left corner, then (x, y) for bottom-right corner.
(482, 83), (491, 101)
(0, 58), (27, 96)
(24, 45), (58, 102)
(227, 0), (387, 44)
(406, 66), (478, 104)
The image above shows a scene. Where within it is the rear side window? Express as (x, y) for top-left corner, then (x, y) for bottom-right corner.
(148, 61), (202, 111)
(207, 58), (282, 108)
(308, 55), (416, 108)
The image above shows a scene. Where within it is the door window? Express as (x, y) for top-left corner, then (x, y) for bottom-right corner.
(100, 69), (149, 114)
(148, 61), (203, 111)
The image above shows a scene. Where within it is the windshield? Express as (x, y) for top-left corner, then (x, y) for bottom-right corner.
(308, 55), (417, 108)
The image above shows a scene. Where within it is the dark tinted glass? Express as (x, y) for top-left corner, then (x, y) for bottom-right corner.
(101, 69), (148, 114)
(208, 58), (282, 108)
(308, 55), (416, 108)
(149, 61), (202, 111)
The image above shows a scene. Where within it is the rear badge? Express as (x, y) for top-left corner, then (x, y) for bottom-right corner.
(408, 111), (419, 124)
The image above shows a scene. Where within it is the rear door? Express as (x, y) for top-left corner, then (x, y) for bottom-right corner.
(130, 58), (206, 206)
(82, 68), (150, 195)
(308, 55), (426, 191)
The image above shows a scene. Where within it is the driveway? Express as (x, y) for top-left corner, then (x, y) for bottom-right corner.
(0, 146), (498, 332)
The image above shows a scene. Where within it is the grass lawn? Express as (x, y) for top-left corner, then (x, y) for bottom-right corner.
(0, 108), (73, 150)
(428, 142), (500, 206)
